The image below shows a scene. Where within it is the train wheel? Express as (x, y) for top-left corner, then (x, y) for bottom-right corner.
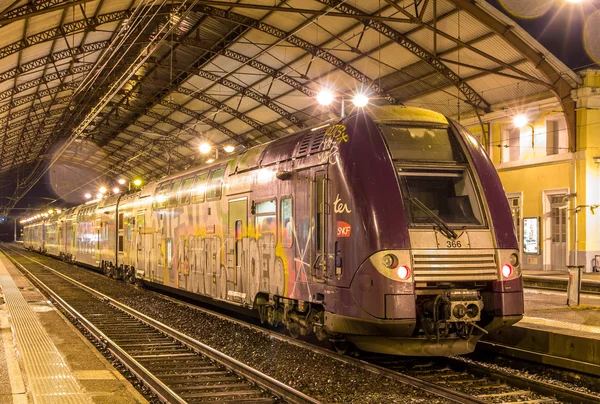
(287, 323), (302, 339)
(126, 266), (136, 284)
(331, 339), (352, 355)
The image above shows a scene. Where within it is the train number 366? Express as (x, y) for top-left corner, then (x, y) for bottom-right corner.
(446, 240), (462, 248)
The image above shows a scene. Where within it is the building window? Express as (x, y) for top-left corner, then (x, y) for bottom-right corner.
(501, 127), (520, 162)
(545, 117), (567, 156)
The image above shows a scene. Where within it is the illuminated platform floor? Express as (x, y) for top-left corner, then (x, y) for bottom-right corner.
(484, 270), (600, 375)
(0, 253), (147, 404)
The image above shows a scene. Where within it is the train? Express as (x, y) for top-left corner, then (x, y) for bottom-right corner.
(23, 105), (524, 356)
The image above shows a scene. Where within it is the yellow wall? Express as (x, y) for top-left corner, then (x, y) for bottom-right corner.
(498, 162), (572, 252)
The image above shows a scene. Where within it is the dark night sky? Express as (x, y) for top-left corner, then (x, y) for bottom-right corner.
(489, 0), (600, 70)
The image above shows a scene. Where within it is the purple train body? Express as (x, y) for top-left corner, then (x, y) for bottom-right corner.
(23, 106), (523, 356)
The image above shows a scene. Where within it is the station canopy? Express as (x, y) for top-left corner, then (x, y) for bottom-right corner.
(0, 0), (581, 214)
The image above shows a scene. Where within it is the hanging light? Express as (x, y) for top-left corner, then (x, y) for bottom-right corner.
(118, 178), (126, 185)
(133, 179), (142, 187)
(223, 145), (235, 153)
(113, 187), (120, 194)
(199, 143), (211, 154)
(84, 193), (92, 199)
(352, 93), (369, 107)
(513, 114), (528, 128)
(206, 158), (215, 164)
(99, 186), (107, 194)
(317, 89), (334, 106)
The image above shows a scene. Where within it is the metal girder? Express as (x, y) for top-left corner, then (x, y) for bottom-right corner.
(193, 68), (303, 130)
(0, 10), (130, 59)
(318, 0), (490, 113)
(0, 91), (72, 123)
(94, 13), (256, 150)
(195, 4), (398, 105)
(448, 0), (578, 151)
(0, 0), (91, 27)
(175, 84), (281, 139)
(0, 41), (108, 85)
(0, 65), (91, 103)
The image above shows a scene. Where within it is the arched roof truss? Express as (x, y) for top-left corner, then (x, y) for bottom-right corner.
(0, 0), (581, 215)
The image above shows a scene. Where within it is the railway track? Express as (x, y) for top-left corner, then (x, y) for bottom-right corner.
(0, 245), (317, 404)
(4, 244), (600, 403)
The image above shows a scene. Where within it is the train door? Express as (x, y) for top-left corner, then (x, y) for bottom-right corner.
(227, 198), (248, 304)
(291, 169), (311, 295)
(206, 237), (219, 298)
(95, 217), (101, 265)
(311, 169), (330, 282)
(135, 211), (146, 274)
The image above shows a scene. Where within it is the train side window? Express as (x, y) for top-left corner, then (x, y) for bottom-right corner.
(168, 181), (181, 207)
(206, 168), (225, 200)
(118, 235), (124, 252)
(281, 197), (293, 248)
(154, 183), (170, 210)
(255, 199), (276, 240)
(179, 177), (194, 205)
(118, 213), (124, 230)
(192, 173), (208, 203)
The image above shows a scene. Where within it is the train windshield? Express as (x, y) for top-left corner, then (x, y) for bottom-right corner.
(378, 125), (465, 162)
(379, 124), (484, 226)
(398, 169), (484, 226)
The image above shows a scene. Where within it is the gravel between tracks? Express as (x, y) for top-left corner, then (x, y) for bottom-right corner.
(14, 250), (452, 403)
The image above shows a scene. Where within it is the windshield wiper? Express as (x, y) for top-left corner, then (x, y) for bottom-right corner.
(407, 196), (458, 240)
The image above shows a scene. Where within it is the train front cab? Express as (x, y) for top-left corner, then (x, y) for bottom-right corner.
(325, 107), (523, 356)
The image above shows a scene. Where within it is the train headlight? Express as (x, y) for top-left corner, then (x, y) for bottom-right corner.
(502, 264), (513, 278)
(509, 253), (519, 267)
(382, 254), (398, 269)
(397, 265), (411, 280)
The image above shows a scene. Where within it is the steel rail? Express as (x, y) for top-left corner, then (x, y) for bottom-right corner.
(6, 243), (487, 404)
(446, 355), (600, 404)
(1, 245), (319, 404)
(13, 243), (599, 403)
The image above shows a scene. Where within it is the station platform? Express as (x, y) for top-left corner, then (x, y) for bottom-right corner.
(0, 253), (147, 403)
(483, 269), (600, 376)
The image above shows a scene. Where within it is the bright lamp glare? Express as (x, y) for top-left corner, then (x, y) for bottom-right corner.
(206, 158), (215, 164)
(113, 187), (120, 194)
(133, 179), (142, 186)
(84, 193), (91, 199)
(99, 186), (107, 194)
(223, 145), (235, 153)
(567, 0), (582, 3)
(199, 143), (211, 154)
(352, 93), (369, 107)
(118, 178), (126, 185)
(96, 193), (102, 199)
(317, 90), (334, 106)
(513, 114), (528, 128)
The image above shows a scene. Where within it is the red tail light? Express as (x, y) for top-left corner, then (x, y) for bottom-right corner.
(502, 264), (513, 278)
(397, 265), (411, 280)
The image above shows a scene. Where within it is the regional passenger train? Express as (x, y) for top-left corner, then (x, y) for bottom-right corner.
(23, 106), (524, 356)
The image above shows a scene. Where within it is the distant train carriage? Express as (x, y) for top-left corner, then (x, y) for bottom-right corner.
(23, 106), (523, 356)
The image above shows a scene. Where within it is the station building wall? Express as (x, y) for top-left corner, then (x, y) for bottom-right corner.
(464, 69), (600, 273)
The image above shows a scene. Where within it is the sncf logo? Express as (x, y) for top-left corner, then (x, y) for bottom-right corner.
(337, 221), (351, 237)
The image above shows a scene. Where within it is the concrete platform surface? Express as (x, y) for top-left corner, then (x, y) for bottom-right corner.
(0, 253), (147, 404)
(483, 278), (600, 375)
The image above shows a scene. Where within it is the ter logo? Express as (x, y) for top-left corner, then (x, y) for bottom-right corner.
(337, 221), (351, 237)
